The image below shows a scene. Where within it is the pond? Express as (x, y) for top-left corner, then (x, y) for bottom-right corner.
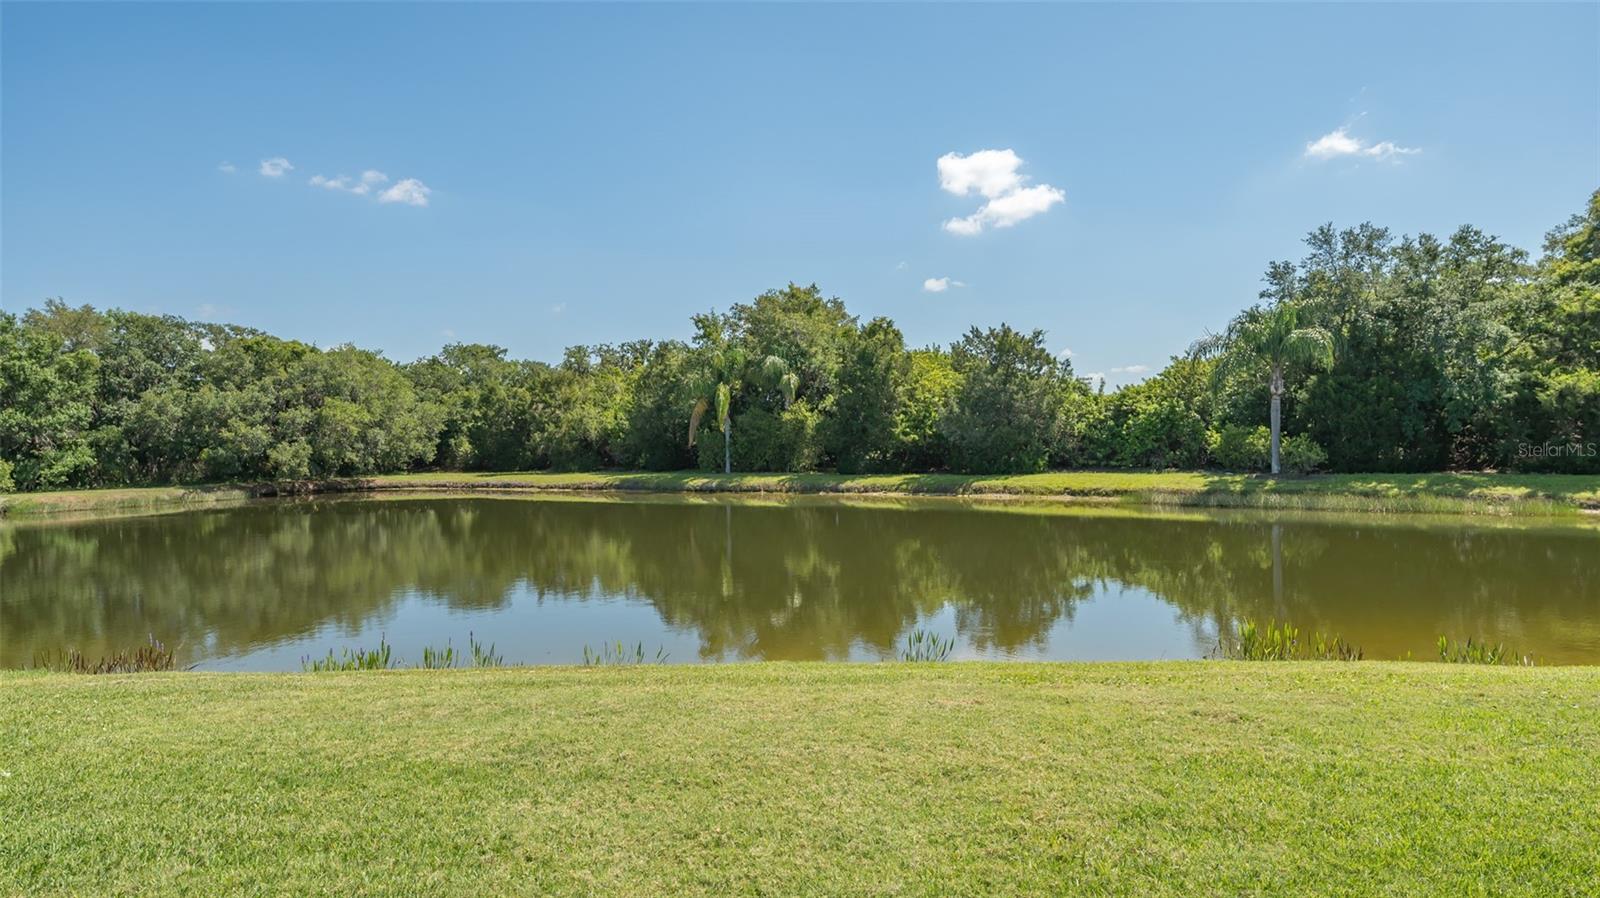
(2, 493), (1597, 668)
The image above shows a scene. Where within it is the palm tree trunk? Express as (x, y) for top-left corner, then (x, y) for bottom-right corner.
(723, 419), (732, 474)
(1269, 369), (1283, 476)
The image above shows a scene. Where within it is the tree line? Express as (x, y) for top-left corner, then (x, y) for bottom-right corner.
(2, 191), (1595, 492)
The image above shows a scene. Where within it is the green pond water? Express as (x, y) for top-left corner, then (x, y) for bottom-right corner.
(2, 493), (1597, 668)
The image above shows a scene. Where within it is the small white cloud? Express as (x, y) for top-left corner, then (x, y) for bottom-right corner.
(550, 302), (567, 316)
(217, 162), (237, 174)
(1304, 127), (1419, 161)
(922, 277), (966, 293)
(938, 149), (1063, 235)
(378, 178), (431, 207)
(895, 261), (908, 271)
(1057, 348), (1074, 359)
(259, 157), (294, 177)
(938, 149), (1025, 199)
(1110, 364), (1151, 374)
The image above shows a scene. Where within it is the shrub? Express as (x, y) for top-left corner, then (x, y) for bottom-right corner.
(1280, 434), (1329, 475)
(1209, 425), (1269, 471)
(0, 458), (13, 493)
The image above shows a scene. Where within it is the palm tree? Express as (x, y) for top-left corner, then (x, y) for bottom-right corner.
(688, 350), (796, 474)
(1199, 303), (1333, 475)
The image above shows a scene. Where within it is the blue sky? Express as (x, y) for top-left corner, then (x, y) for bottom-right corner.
(3, 3), (1596, 386)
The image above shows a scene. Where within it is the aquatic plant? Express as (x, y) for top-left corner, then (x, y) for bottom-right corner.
(899, 628), (955, 662)
(1216, 620), (1362, 662)
(468, 632), (504, 668)
(1437, 636), (1533, 666)
(420, 642), (458, 669)
(582, 641), (669, 666)
(1308, 631), (1363, 662)
(302, 637), (396, 672)
(33, 636), (181, 673)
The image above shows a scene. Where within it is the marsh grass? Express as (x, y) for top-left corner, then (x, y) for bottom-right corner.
(1216, 620), (1363, 661)
(31, 636), (181, 673)
(582, 641), (670, 666)
(468, 632), (504, 668)
(1438, 636), (1534, 666)
(302, 637), (397, 672)
(898, 628), (955, 662)
(420, 643), (458, 669)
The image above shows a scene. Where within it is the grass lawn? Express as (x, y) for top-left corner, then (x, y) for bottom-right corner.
(2, 663), (1597, 896)
(5, 469), (1599, 519)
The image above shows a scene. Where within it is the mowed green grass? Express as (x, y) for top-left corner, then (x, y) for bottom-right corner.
(3, 663), (1597, 897)
(7, 469), (1597, 519)
(370, 469), (1600, 513)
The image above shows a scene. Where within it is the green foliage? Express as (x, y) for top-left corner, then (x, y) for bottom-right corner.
(943, 325), (1069, 473)
(1210, 425), (1269, 471)
(1279, 434), (1329, 475)
(1437, 636), (1533, 666)
(302, 638), (397, 672)
(3, 191), (1596, 488)
(1219, 620), (1361, 661)
(582, 642), (670, 666)
(898, 628), (954, 662)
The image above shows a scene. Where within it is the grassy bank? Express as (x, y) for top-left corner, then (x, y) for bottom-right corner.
(2, 663), (1596, 896)
(5, 469), (1599, 519)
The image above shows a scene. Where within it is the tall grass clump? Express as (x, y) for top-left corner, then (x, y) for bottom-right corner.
(582, 641), (669, 666)
(33, 636), (181, 673)
(419, 642), (458, 669)
(1437, 636), (1533, 666)
(899, 628), (955, 662)
(1216, 620), (1362, 661)
(468, 632), (504, 667)
(302, 637), (396, 672)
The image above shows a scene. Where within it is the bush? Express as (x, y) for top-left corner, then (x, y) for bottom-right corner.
(1280, 434), (1329, 475)
(1209, 425), (1269, 471)
(697, 401), (823, 472)
(0, 458), (13, 492)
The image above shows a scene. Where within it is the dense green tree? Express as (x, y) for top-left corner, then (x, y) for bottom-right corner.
(828, 318), (907, 473)
(1202, 303), (1333, 474)
(0, 313), (98, 489)
(942, 325), (1069, 473)
(4, 191), (1596, 490)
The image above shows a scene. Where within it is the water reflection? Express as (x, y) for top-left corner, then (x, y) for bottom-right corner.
(2, 495), (1596, 667)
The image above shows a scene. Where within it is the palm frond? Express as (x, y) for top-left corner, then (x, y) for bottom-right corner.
(688, 396), (709, 448)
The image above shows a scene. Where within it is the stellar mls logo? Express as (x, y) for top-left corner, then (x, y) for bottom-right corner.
(1516, 441), (1597, 459)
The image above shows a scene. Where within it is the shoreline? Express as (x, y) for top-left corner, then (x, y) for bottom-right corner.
(3, 469), (1598, 521)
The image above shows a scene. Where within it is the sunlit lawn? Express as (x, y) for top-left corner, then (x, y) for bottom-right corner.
(5, 470), (1597, 519)
(3, 663), (1597, 896)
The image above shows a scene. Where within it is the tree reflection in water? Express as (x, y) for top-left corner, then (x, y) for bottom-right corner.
(2, 495), (1596, 667)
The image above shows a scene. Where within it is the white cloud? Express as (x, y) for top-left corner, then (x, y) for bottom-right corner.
(310, 170), (392, 196)
(217, 162), (237, 174)
(938, 149), (1025, 199)
(895, 261), (908, 271)
(1057, 348), (1074, 359)
(938, 149), (1064, 235)
(259, 157), (294, 177)
(550, 302), (567, 316)
(1111, 364), (1150, 374)
(922, 277), (966, 293)
(378, 178), (431, 207)
(1304, 127), (1419, 161)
